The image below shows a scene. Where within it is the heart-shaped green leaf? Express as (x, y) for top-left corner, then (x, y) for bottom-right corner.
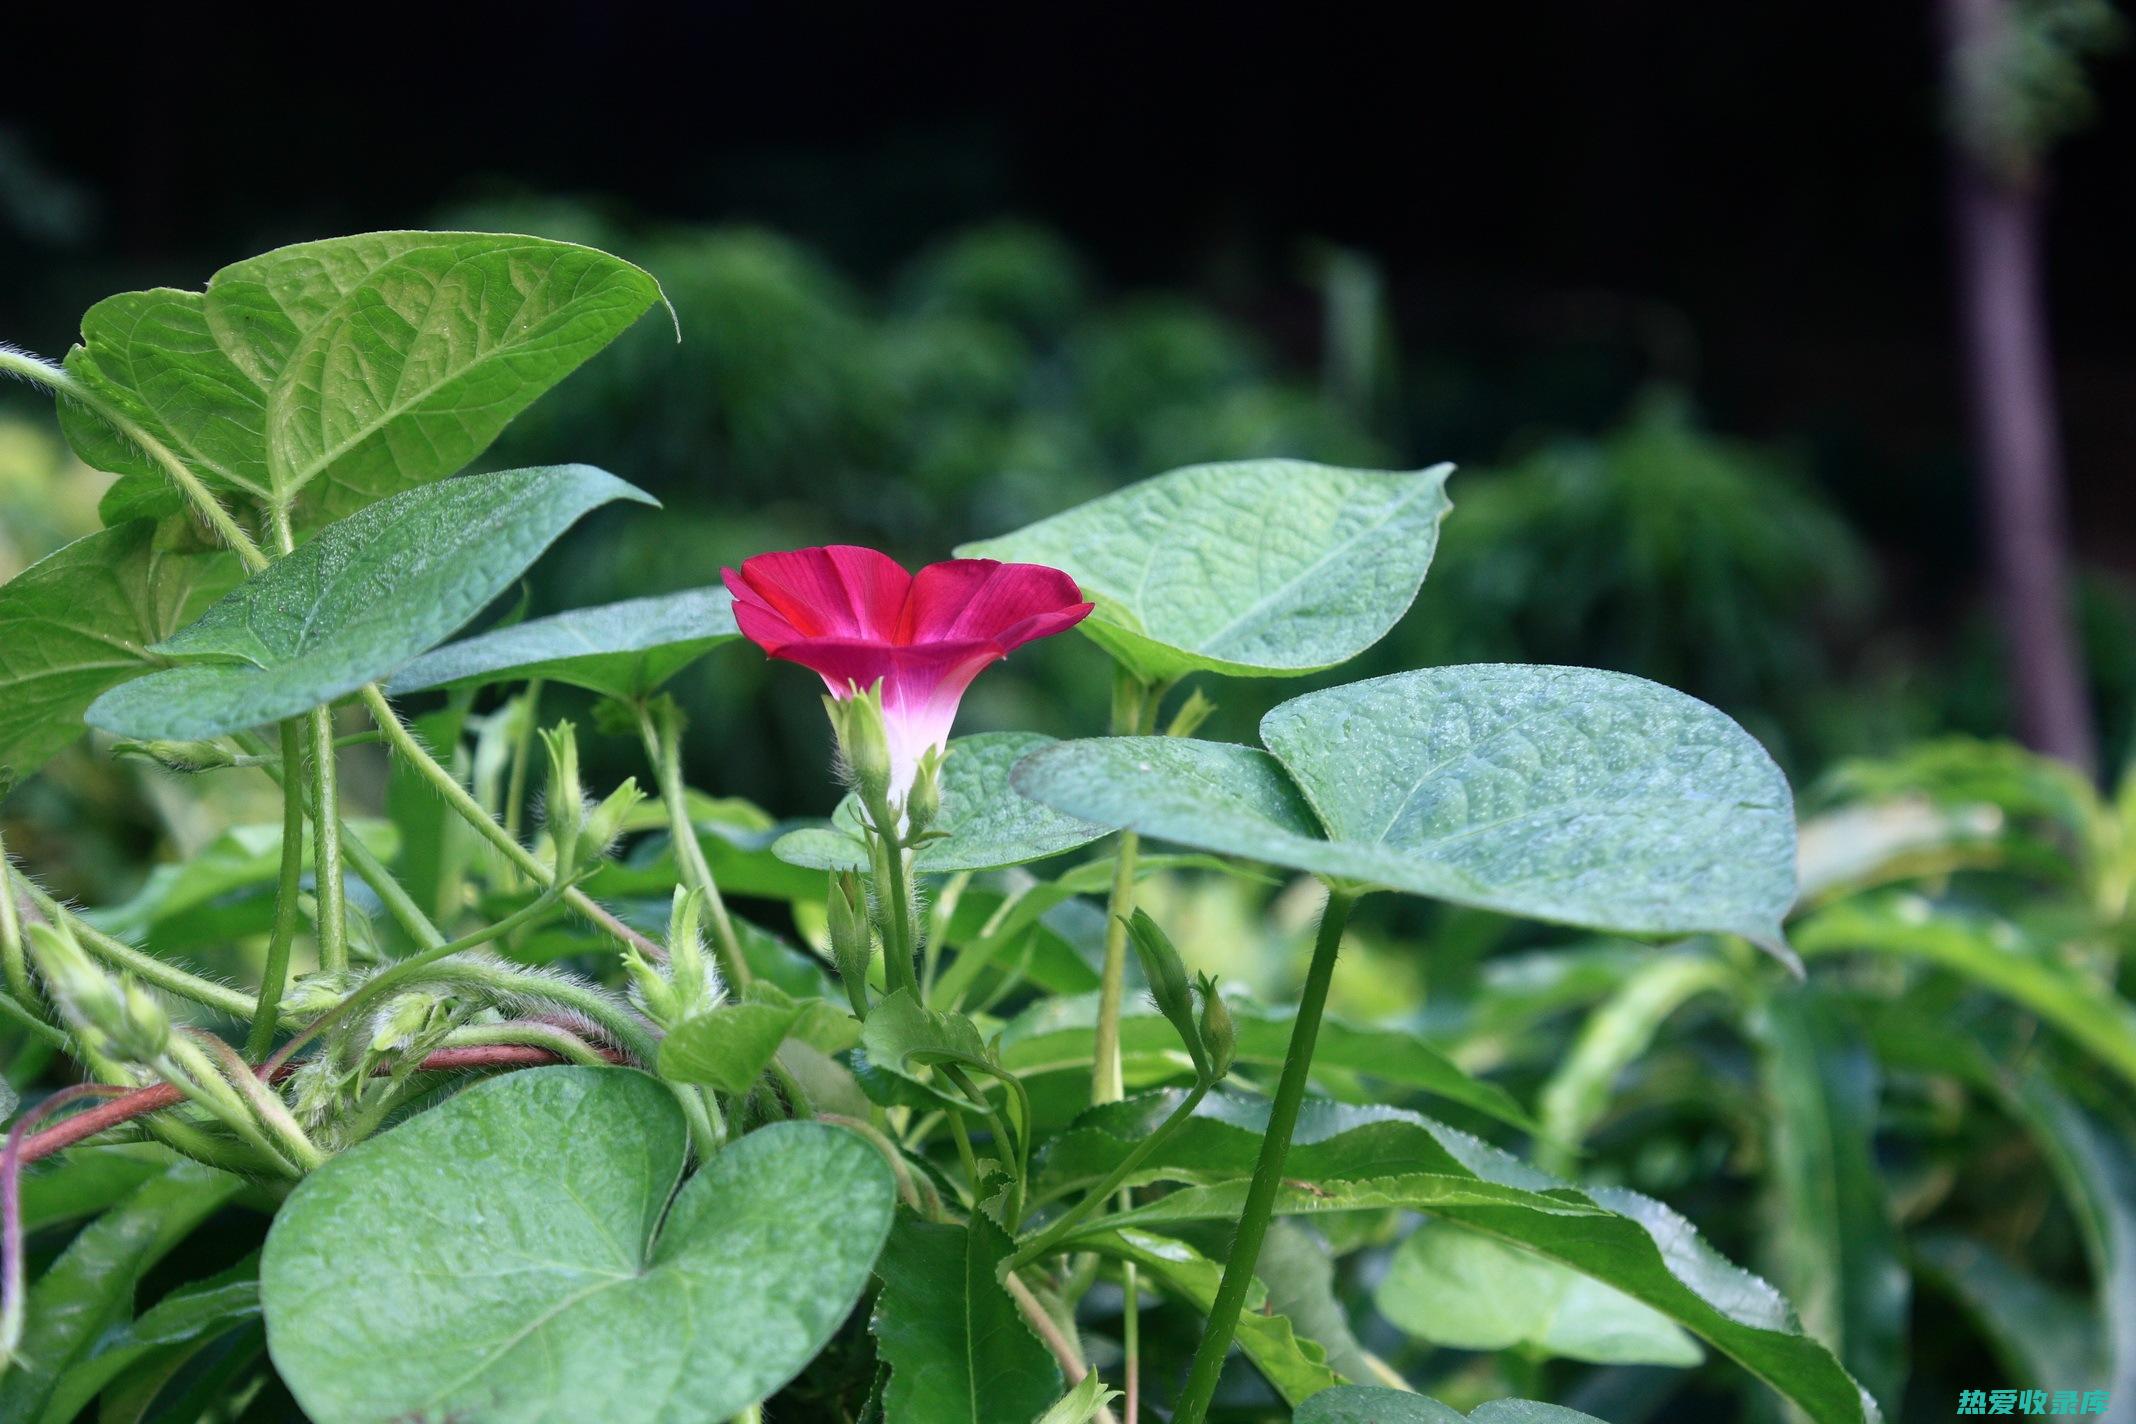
(1036, 1090), (1873, 1424)
(390, 587), (738, 700)
(774, 732), (1108, 874)
(0, 522), (240, 782)
(1377, 1220), (1702, 1365)
(1013, 665), (1798, 957)
(260, 1067), (896, 1424)
(871, 1213), (1062, 1424)
(958, 459), (1452, 683)
(62, 234), (664, 523)
(87, 466), (653, 740)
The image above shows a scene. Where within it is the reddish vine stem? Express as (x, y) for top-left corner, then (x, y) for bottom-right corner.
(14, 1045), (620, 1168)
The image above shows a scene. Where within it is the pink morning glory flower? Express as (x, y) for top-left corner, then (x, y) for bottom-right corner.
(722, 546), (1092, 801)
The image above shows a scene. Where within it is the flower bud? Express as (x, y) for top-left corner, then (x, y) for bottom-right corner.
(282, 971), (353, 1018)
(539, 721), (588, 879)
(577, 778), (644, 868)
(25, 922), (165, 1064)
(368, 990), (448, 1053)
(664, 886), (720, 1014)
(1125, 909), (1206, 1077)
(827, 870), (874, 1018)
(623, 947), (681, 1026)
(1195, 973), (1235, 1081)
(906, 744), (945, 834)
(826, 683), (893, 824)
(118, 980), (172, 1061)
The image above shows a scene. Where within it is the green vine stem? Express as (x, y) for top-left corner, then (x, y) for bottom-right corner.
(871, 826), (921, 995)
(1173, 888), (1358, 1424)
(357, 685), (664, 962)
(9, 871), (259, 1021)
(636, 701), (749, 989)
(307, 707), (349, 973)
(247, 720), (310, 1057)
(0, 347), (270, 573)
(1091, 669), (1158, 1105)
(0, 992), (64, 1049)
(156, 1036), (304, 1176)
(502, 680), (544, 851)
(1004, 1080), (1210, 1273)
(267, 510), (349, 977)
(233, 728), (449, 952)
(188, 1030), (325, 1171)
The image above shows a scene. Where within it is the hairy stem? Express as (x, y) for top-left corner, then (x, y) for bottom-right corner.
(1174, 889), (1356, 1423)
(358, 685), (663, 961)
(0, 346), (269, 572)
(265, 511), (348, 977)
(874, 830), (920, 995)
(1003, 1273), (1121, 1424)
(502, 680), (543, 851)
(638, 702), (749, 988)
(307, 708), (349, 973)
(248, 720), (310, 1058)
(235, 728), (449, 952)
(10, 871), (259, 1021)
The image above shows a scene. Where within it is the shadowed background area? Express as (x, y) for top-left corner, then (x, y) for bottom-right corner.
(4, 5), (2134, 796)
(4, 7), (2136, 1422)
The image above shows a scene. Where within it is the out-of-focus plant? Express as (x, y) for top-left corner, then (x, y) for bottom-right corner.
(1401, 389), (1875, 763)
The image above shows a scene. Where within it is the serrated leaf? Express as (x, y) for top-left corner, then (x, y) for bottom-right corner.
(390, 587), (738, 700)
(260, 1068), (896, 1424)
(1376, 1220), (1701, 1366)
(0, 1164), (241, 1423)
(0, 522), (239, 781)
(1035, 1090), (1875, 1423)
(774, 732), (1109, 874)
(87, 465), (653, 739)
(958, 459), (1452, 682)
(870, 1213), (1062, 1424)
(1078, 1228), (1342, 1403)
(1255, 1220), (1400, 1387)
(998, 990), (1539, 1134)
(1014, 665), (1798, 955)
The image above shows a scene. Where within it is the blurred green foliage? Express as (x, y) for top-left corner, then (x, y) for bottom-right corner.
(9, 204), (2136, 856)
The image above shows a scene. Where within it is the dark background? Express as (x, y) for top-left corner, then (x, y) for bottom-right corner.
(4, 1), (2133, 789)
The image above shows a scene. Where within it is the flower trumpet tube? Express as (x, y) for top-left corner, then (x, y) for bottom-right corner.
(722, 546), (1091, 814)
